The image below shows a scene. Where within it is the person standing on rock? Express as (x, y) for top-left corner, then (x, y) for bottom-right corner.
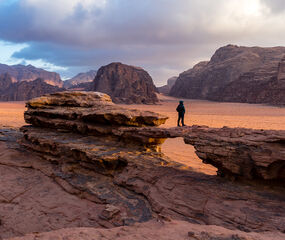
(176, 100), (186, 127)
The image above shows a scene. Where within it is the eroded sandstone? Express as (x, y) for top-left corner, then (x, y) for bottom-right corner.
(25, 91), (168, 129)
(9, 91), (285, 238)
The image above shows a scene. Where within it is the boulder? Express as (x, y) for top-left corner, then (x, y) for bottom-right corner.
(24, 92), (168, 137)
(93, 62), (158, 104)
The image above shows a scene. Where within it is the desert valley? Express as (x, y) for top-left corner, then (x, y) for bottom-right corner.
(0, 56), (284, 239)
(0, 0), (285, 239)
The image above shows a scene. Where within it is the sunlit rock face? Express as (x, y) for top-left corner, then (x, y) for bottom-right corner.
(93, 62), (159, 104)
(24, 91), (168, 148)
(170, 45), (285, 105)
(0, 75), (64, 101)
(0, 63), (63, 87)
(23, 91), (285, 181)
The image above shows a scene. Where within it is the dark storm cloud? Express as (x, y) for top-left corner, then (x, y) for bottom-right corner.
(0, 0), (211, 46)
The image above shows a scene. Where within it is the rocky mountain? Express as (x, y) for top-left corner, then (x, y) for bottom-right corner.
(0, 73), (63, 101)
(0, 72), (13, 90)
(157, 76), (178, 94)
(93, 62), (158, 104)
(170, 45), (285, 105)
(0, 63), (63, 87)
(63, 70), (97, 89)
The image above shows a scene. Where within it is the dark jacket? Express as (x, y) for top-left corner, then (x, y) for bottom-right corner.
(176, 103), (185, 115)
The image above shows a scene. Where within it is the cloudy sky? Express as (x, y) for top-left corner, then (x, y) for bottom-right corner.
(0, 0), (285, 86)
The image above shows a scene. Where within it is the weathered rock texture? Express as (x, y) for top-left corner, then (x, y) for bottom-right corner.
(0, 125), (283, 238)
(9, 220), (285, 240)
(93, 62), (158, 104)
(0, 63), (63, 87)
(24, 91), (167, 146)
(170, 45), (285, 105)
(157, 76), (178, 95)
(0, 76), (64, 101)
(9, 91), (284, 239)
(23, 92), (285, 181)
(116, 126), (285, 182)
(63, 70), (97, 89)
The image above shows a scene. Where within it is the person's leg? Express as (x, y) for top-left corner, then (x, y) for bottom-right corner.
(182, 114), (185, 126)
(177, 114), (181, 126)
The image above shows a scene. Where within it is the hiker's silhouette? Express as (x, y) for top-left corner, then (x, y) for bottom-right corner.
(176, 100), (185, 127)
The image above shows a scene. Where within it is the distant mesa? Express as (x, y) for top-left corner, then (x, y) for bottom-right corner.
(93, 62), (159, 104)
(0, 63), (63, 87)
(67, 81), (93, 91)
(170, 45), (285, 106)
(0, 62), (160, 104)
(63, 70), (97, 89)
(0, 73), (63, 101)
(157, 76), (178, 95)
(0, 63), (64, 101)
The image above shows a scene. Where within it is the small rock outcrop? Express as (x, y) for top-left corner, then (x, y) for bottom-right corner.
(24, 91), (167, 137)
(170, 45), (285, 105)
(93, 62), (158, 104)
(0, 76), (64, 101)
(183, 126), (285, 181)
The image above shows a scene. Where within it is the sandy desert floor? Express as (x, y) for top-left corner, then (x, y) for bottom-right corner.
(1, 95), (285, 175)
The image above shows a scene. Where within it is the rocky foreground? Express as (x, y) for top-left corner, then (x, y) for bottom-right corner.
(0, 91), (284, 239)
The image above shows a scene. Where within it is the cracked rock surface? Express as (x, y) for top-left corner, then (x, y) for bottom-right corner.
(1, 91), (284, 239)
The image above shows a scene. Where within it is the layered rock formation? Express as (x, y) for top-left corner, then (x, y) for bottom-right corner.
(105, 125), (285, 182)
(23, 92), (285, 182)
(0, 63), (63, 87)
(93, 62), (158, 104)
(0, 75), (64, 101)
(157, 76), (178, 95)
(170, 45), (285, 105)
(6, 91), (282, 239)
(63, 70), (97, 89)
